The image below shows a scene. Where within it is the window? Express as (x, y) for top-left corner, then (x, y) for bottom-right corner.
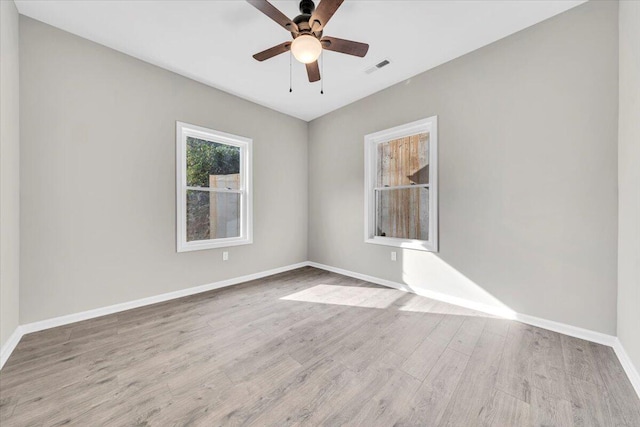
(176, 122), (252, 252)
(364, 116), (438, 252)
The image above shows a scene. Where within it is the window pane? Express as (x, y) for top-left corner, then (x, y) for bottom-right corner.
(377, 133), (429, 187)
(187, 190), (240, 242)
(376, 187), (428, 240)
(186, 136), (240, 189)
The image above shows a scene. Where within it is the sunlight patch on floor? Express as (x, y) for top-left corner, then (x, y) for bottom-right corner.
(397, 294), (439, 313)
(281, 284), (403, 309)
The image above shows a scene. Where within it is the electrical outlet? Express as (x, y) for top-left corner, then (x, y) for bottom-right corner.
(222, 251), (229, 261)
(391, 251), (397, 261)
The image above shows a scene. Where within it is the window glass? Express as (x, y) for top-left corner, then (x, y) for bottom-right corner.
(186, 190), (241, 242)
(377, 133), (429, 187)
(186, 137), (240, 189)
(376, 187), (429, 240)
(177, 122), (252, 252)
(364, 117), (437, 252)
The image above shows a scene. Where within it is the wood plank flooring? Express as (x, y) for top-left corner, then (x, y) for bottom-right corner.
(1, 267), (638, 426)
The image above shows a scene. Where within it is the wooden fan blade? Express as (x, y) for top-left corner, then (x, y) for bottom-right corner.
(321, 36), (369, 57)
(306, 61), (321, 82)
(253, 42), (291, 61)
(247, 0), (299, 33)
(310, 0), (344, 32)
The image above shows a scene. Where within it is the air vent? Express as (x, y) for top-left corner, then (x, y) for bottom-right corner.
(365, 59), (391, 74)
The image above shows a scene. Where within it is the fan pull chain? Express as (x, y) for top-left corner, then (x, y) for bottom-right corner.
(320, 49), (324, 95)
(289, 50), (293, 93)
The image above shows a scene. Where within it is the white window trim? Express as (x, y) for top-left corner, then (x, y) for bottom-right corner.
(364, 116), (438, 252)
(176, 121), (253, 252)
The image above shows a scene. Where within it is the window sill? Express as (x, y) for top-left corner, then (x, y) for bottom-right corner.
(177, 237), (252, 253)
(365, 236), (437, 252)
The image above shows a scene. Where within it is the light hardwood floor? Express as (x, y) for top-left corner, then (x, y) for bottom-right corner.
(1, 267), (639, 426)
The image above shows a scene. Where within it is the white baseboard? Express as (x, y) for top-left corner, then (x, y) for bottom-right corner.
(0, 262), (307, 369)
(307, 261), (617, 348)
(2, 259), (638, 399)
(0, 325), (24, 370)
(513, 312), (616, 347)
(613, 338), (640, 399)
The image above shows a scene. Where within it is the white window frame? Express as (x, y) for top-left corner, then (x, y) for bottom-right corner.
(176, 121), (253, 252)
(364, 116), (438, 252)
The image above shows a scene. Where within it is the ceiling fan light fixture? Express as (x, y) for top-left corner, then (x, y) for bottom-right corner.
(291, 34), (322, 64)
(248, 0), (369, 82)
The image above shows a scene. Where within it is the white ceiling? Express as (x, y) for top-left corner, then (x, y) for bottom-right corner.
(15, 0), (585, 121)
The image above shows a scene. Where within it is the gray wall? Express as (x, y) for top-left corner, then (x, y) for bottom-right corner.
(617, 0), (640, 374)
(308, 1), (619, 334)
(0, 0), (20, 349)
(12, 1), (627, 341)
(19, 17), (308, 324)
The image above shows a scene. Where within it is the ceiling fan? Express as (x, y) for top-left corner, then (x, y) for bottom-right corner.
(247, 0), (369, 83)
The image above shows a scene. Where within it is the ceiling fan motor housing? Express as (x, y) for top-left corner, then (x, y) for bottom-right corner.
(292, 19), (320, 38)
(299, 0), (315, 15)
(293, 0), (320, 38)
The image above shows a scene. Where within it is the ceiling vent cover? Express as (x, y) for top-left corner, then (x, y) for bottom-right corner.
(365, 59), (391, 74)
